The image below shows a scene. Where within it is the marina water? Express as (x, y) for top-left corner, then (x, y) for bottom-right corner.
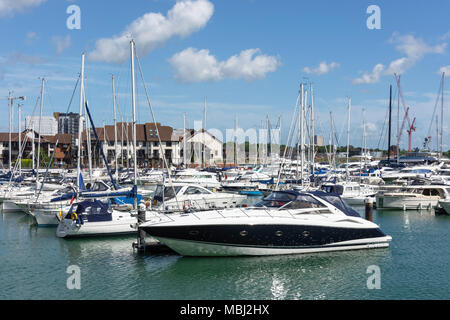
(1, 202), (449, 300)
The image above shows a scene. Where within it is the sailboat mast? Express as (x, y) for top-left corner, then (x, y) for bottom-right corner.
(112, 75), (119, 182)
(203, 97), (207, 168)
(388, 85), (392, 161)
(8, 92), (12, 172)
(37, 78), (45, 190)
(329, 112), (336, 180)
(121, 116), (124, 168)
(84, 99), (93, 177)
(301, 85), (307, 187)
(310, 84), (315, 181)
(17, 104), (22, 175)
(130, 40), (138, 189)
(360, 108), (366, 182)
(32, 123), (35, 171)
(346, 97), (351, 180)
(300, 83), (304, 185)
(76, 53), (85, 191)
(233, 115), (238, 167)
(397, 76), (401, 163)
(440, 72), (445, 159)
(126, 120), (130, 171)
(183, 113), (187, 167)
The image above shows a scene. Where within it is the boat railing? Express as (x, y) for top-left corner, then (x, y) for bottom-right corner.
(157, 206), (332, 222)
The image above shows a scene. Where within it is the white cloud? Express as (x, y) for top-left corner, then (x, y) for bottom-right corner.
(384, 33), (446, 75)
(439, 66), (450, 76)
(88, 0), (214, 63)
(52, 35), (71, 54)
(353, 64), (385, 84)
(5, 51), (45, 65)
(0, 0), (46, 17)
(25, 31), (39, 43)
(442, 31), (450, 40)
(353, 33), (447, 84)
(303, 61), (340, 75)
(169, 48), (281, 83)
(365, 122), (377, 132)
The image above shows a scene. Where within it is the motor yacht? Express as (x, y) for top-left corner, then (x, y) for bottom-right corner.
(376, 185), (450, 210)
(381, 166), (436, 183)
(321, 181), (379, 206)
(139, 190), (392, 257)
(172, 169), (221, 189)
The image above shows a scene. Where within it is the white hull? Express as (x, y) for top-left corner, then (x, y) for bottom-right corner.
(342, 196), (370, 206)
(376, 196), (438, 210)
(56, 216), (137, 238)
(31, 208), (68, 226)
(154, 236), (392, 257)
(2, 200), (24, 213)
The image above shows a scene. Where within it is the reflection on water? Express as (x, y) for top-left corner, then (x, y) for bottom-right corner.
(1, 201), (450, 300)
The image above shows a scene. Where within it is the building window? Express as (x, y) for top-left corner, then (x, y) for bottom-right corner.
(166, 142), (172, 147)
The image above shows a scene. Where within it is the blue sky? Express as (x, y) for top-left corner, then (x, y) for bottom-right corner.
(0, 0), (449, 150)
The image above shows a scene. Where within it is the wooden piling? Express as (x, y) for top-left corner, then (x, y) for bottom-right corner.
(365, 197), (374, 222)
(136, 207), (147, 252)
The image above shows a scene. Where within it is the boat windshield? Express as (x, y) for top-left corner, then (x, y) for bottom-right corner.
(254, 192), (297, 208)
(313, 192), (361, 217)
(254, 192), (325, 209)
(56, 186), (75, 195)
(154, 185), (183, 201)
(280, 195), (326, 210)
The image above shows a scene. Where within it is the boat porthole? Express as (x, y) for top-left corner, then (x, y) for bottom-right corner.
(275, 231), (283, 237)
(303, 231), (310, 237)
(240, 231), (248, 237)
(189, 230), (199, 236)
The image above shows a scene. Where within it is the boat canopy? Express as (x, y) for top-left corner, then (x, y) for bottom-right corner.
(263, 190), (362, 218)
(73, 200), (110, 216)
(310, 191), (361, 218)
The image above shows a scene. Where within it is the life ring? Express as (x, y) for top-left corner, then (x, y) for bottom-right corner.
(71, 212), (78, 221)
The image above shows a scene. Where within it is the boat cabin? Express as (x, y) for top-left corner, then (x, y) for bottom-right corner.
(253, 191), (361, 217)
(64, 200), (113, 223)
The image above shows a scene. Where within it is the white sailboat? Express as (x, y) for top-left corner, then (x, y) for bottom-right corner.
(57, 48), (140, 238)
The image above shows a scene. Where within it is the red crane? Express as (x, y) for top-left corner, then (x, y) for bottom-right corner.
(395, 73), (416, 152)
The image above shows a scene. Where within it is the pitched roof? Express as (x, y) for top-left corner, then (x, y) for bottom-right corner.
(82, 123), (175, 143)
(0, 131), (72, 145)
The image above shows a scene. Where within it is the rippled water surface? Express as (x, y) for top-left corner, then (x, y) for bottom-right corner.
(1, 202), (449, 300)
